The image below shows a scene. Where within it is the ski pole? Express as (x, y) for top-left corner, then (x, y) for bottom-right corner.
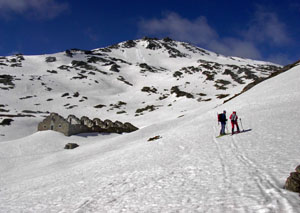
(239, 118), (244, 131)
(226, 122), (229, 133)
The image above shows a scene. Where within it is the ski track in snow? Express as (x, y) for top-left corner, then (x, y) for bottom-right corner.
(1, 41), (300, 212)
(212, 123), (297, 213)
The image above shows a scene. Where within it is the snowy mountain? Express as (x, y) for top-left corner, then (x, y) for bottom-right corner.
(0, 37), (280, 141)
(1, 38), (300, 212)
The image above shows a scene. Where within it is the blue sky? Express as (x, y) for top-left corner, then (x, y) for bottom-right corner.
(0, 0), (299, 65)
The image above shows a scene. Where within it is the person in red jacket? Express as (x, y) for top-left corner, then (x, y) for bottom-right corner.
(230, 111), (240, 135)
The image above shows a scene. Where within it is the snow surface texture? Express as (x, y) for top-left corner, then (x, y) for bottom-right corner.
(1, 39), (300, 212)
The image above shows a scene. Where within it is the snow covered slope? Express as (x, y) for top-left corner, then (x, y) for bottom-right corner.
(1, 39), (299, 212)
(0, 37), (280, 141)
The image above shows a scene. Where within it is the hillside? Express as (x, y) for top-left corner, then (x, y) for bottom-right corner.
(0, 37), (280, 141)
(1, 39), (300, 212)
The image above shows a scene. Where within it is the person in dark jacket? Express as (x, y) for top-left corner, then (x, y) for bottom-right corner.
(230, 111), (240, 135)
(218, 110), (227, 135)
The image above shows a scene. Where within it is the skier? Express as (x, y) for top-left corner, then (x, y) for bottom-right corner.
(230, 111), (240, 135)
(218, 110), (227, 135)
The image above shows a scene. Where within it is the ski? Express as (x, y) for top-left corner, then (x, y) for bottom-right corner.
(216, 133), (230, 138)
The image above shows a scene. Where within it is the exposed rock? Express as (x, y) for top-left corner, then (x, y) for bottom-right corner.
(148, 135), (162, 142)
(45, 57), (56, 63)
(216, 94), (230, 99)
(110, 64), (120, 72)
(71, 60), (108, 75)
(171, 86), (194, 98)
(117, 76), (133, 86)
(136, 105), (158, 114)
(87, 56), (110, 64)
(61, 93), (69, 97)
(202, 71), (215, 81)
(0, 114), (35, 118)
(71, 74), (87, 80)
(22, 110), (49, 114)
(20, 95), (35, 100)
(65, 49), (73, 57)
(64, 143), (79, 149)
(47, 70), (58, 74)
(139, 63), (156, 73)
(0, 74), (15, 89)
(296, 165), (300, 173)
(117, 111), (126, 114)
(0, 118), (13, 126)
(109, 101), (127, 110)
(173, 71), (183, 78)
(66, 105), (78, 109)
(123, 40), (136, 48)
(107, 43), (120, 50)
(58, 65), (72, 71)
(73, 92), (80, 97)
(0, 108), (9, 112)
(285, 165), (300, 193)
(161, 43), (187, 58)
(214, 80), (231, 90)
(223, 69), (245, 84)
(94, 104), (106, 109)
(141, 86), (157, 94)
(109, 57), (132, 65)
(158, 94), (169, 100)
(163, 37), (173, 42)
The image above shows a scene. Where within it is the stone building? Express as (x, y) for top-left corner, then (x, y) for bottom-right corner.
(38, 112), (138, 136)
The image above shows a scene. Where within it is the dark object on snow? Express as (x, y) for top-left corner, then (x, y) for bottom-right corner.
(64, 143), (79, 149)
(148, 135), (161, 142)
(45, 57), (56, 63)
(0, 118), (13, 126)
(65, 49), (73, 57)
(110, 64), (120, 72)
(285, 165), (300, 193)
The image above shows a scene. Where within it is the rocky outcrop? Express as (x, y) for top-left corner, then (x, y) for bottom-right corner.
(0, 118), (13, 126)
(64, 143), (79, 149)
(285, 165), (300, 193)
(45, 56), (56, 63)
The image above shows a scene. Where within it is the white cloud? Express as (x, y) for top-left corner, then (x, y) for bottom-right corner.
(139, 12), (218, 45)
(243, 8), (291, 45)
(267, 53), (293, 66)
(138, 10), (292, 63)
(209, 38), (262, 59)
(0, 0), (68, 19)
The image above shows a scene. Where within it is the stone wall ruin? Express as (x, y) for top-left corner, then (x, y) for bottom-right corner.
(38, 113), (138, 136)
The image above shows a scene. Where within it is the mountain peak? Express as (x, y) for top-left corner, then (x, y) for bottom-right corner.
(0, 37), (283, 142)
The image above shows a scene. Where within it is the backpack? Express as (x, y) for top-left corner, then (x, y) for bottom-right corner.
(218, 113), (225, 122)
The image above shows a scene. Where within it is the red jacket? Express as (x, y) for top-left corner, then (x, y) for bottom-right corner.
(230, 113), (238, 122)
